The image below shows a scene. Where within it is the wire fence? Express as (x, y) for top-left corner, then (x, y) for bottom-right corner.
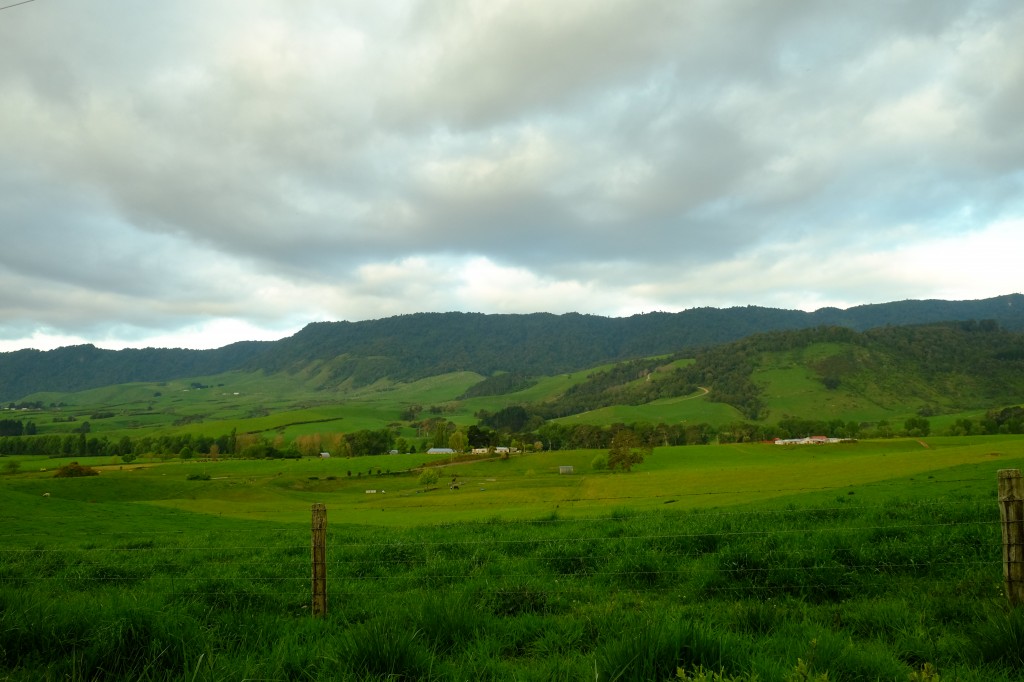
(1, 473), (1013, 613)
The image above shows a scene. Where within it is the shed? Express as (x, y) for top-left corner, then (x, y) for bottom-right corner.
(559, 466), (575, 474)
(319, 452), (331, 458)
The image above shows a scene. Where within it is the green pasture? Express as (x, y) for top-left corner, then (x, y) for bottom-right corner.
(554, 389), (741, 426)
(754, 365), (901, 422)
(3, 436), (1024, 681)
(5, 435), (1023, 529)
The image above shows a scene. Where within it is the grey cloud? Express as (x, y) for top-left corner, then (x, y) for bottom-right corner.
(1, 0), (1022, 349)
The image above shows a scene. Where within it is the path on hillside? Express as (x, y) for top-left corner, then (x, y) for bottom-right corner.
(663, 386), (710, 403)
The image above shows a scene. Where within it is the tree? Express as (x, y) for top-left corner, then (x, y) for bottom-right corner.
(0, 420), (23, 437)
(904, 417), (931, 437)
(607, 429), (650, 472)
(448, 430), (467, 454)
(3, 460), (20, 476)
(431, 422), (452, 449)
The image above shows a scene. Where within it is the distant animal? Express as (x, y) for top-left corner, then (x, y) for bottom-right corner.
(42, 492), (50, 497)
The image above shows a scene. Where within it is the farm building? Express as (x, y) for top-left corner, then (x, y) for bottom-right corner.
(559, 466), (575, 474)
(427, 447), (455, 455)
(773, 436), (842, 445)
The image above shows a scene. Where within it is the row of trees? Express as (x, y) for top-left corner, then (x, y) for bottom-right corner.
(0, 419), (36, 437)
(2, 406), (1021, 461)
(0, 427), (394, 460)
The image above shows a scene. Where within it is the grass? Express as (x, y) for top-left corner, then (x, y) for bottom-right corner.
(5, 436), (1024, 525)
(3, 436), (1024, 680)
(0, 500), (1017, 680)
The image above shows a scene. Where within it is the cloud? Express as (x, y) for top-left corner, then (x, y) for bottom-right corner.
(0, 0), (1022, 351)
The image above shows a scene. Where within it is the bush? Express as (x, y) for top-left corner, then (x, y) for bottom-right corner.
(186, 473), (211, 481)
(591, 454), (608, 471)
(53, 462), (99, 478)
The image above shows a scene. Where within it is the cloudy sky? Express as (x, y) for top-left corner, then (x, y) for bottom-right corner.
(2, 0), (1022, 352)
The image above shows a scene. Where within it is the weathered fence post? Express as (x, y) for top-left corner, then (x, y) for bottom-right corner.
(998, 469), (1024, 607)
(311, 503), (327, 617)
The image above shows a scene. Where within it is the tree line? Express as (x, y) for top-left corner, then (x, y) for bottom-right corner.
(1, 409), (1021, 462)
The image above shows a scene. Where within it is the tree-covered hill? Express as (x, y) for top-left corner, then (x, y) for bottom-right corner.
(1, 294), (1022, 401)
(533, 320), (1024, 420)
(245, 294), (1024, 385)
(0, 342), (271, 403)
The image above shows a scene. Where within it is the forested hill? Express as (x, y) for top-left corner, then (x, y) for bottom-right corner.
(534, 320), (1024, 421)
(0, 342), (271, 402)
(1, 294), (1022, 401)
(246, 294), (1024, 383)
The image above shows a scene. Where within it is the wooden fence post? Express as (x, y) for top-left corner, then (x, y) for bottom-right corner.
(998, 469), (1024, 607)
(311, 503), (327, 617)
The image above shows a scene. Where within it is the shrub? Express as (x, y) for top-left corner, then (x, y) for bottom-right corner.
(186, 473), (211, 481)
(53, 462), (99, 478)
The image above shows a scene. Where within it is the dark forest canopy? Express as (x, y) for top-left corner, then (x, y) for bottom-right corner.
(2, 294), (1023, 401)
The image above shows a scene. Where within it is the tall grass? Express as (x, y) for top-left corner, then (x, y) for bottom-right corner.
(1, 488), (1020, 681)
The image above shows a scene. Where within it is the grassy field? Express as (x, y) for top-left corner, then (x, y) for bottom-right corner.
(3, 436), (1024, 680)
(6, 436), (1020, 526)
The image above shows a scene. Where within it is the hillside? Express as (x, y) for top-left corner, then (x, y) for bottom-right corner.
(1, 294), (1023, 401)
(2, 322), (1024, 459)
(533, 321), (1024, 422)
(0, 342), (271, 404)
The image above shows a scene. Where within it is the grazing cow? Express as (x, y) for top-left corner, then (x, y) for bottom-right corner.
(42, 492), (50, 497)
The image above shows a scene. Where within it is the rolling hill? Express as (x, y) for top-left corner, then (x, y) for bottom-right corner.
(534, 320), (1024, 423)
(2, 294), (1023, 402)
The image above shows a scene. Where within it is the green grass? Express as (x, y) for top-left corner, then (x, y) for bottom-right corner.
(3, 436), (1024, 680)
(5, 435), (1024, 526)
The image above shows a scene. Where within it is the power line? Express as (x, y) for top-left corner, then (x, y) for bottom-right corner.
(0, 0), (37, 12)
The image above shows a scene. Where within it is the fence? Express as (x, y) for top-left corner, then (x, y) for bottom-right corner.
(2, 471), (1019, 614)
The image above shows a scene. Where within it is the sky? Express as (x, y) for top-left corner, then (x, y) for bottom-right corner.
(2, 0), (1023, 352)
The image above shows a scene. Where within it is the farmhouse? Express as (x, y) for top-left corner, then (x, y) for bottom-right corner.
(773, 436), (843, 445)
(427, 447), (455, 455)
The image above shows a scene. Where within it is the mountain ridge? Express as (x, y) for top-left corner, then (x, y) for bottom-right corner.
(2, 294), (1022, 402)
